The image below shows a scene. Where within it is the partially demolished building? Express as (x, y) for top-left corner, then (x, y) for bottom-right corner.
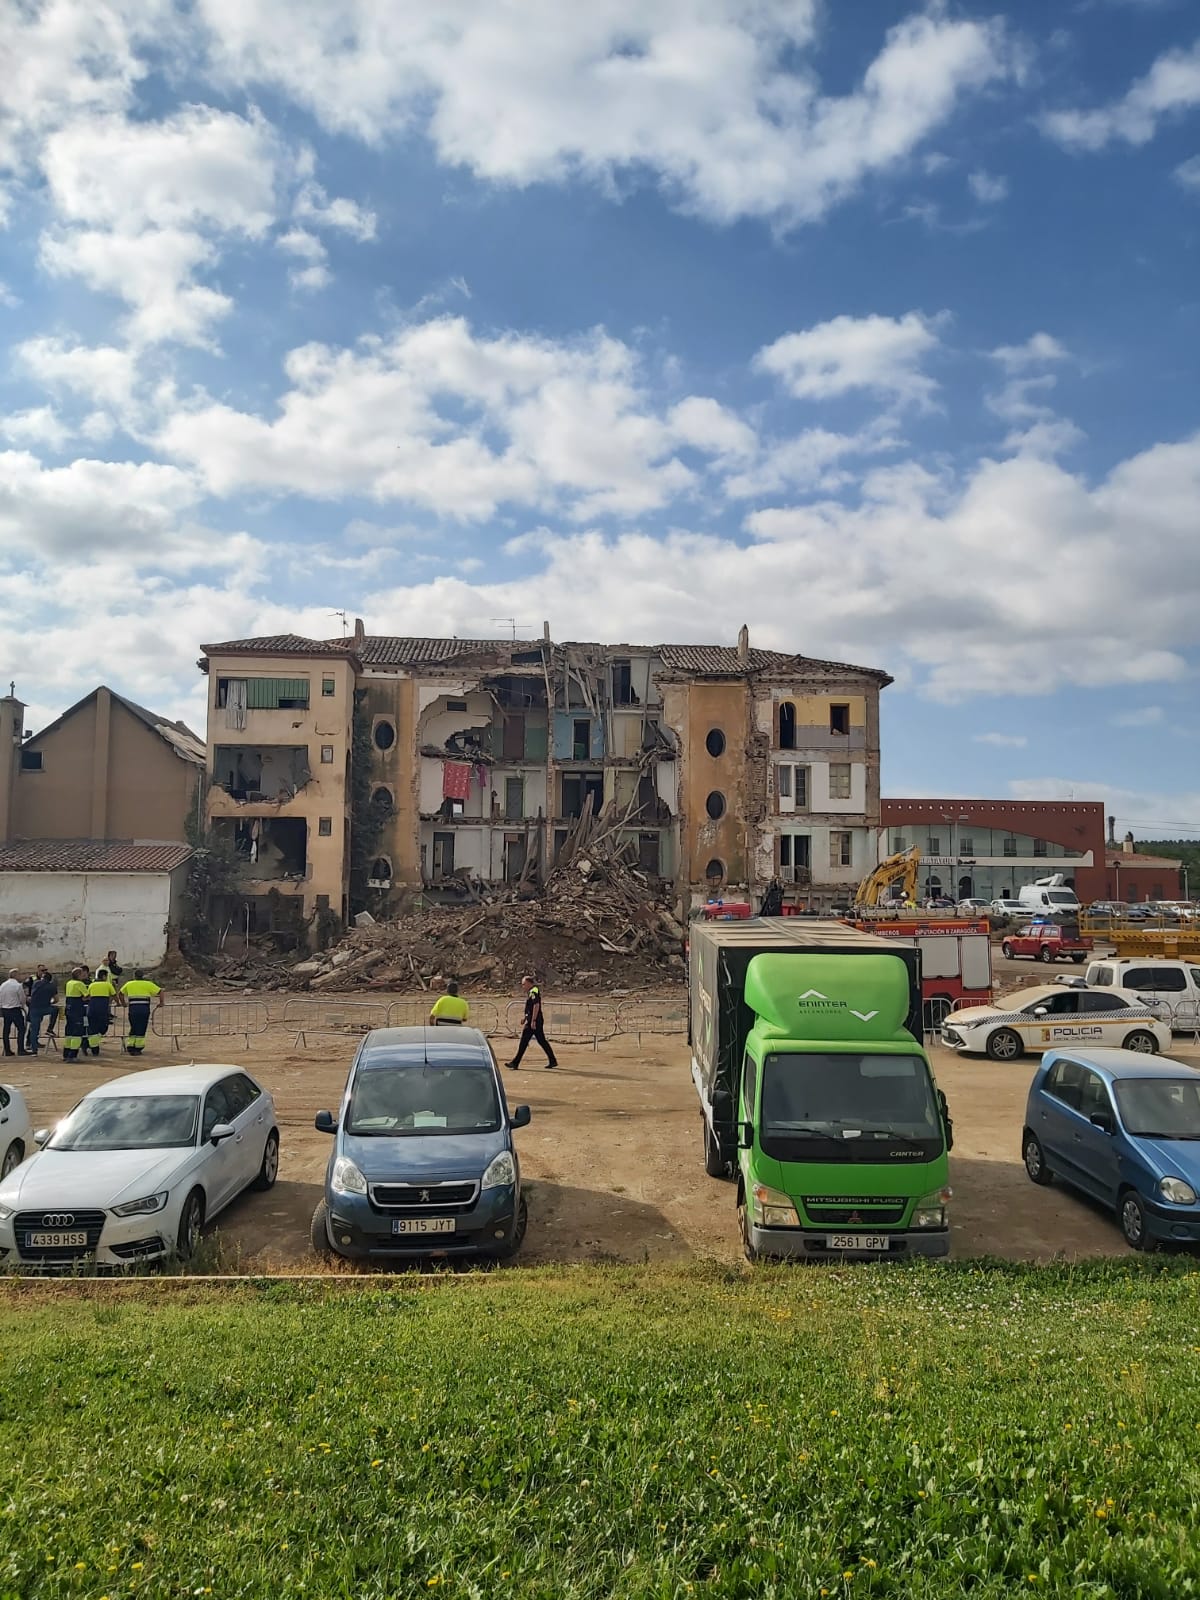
(199, 625), (890, 933)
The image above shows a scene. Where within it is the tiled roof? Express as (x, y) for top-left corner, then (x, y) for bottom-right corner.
(1106, 852), (1183, 869)
(201, 634), (356, 657)
(350, 637), (520, 667)
(0, 840), (193, 873)
(657, 644), (892, 682)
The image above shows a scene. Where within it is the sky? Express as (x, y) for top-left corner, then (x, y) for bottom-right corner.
(2, 0), (1199, 838)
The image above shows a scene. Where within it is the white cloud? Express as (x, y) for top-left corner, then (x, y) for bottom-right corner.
(1008, 779), (1200, 841)
(723, 423), (900, 499)
(0, 449), (201, 559)
(1177, 154), (1200, 189)
(293, 182), (376, 241)
(289, 262), (332, 293)
(0, 407), (71, 450)
(277, 227), (326, 261)
(155, 316), (752, 520)
(1110, 706), (1166, 727)
(756, 312), (944, 407)
(973, 732), (1028, 747)
(15, 336), (138, 410)
(0, 281), (19, 307)
(985, 332), (1077, 454)
(968, 169), (1008, 203)
(195, 2), (1013, 228)
(990, 333), (1070, 371)
(1041, 40), (1200, 151)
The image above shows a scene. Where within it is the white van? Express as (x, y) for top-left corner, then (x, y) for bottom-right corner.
(1084, 958), (1200, 1031)
(1018, 875), (1080, 915)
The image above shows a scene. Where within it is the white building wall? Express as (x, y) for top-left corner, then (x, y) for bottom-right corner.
(809, 760), (867, 814)
(0, 872), (173, 968)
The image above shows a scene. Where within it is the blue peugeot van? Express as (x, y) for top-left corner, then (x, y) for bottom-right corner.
(311, 1026), (531, 1263)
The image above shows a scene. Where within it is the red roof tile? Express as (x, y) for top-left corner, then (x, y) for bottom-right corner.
(201, 634), (355, 657)
(0, 840), (193, 873)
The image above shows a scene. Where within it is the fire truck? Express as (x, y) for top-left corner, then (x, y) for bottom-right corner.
(847, 917), (993, 1030)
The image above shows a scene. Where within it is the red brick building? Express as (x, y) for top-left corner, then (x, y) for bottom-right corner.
(880, 799), (1182, 904)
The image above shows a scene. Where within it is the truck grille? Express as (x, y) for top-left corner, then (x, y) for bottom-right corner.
(803, 1202), (907, 1226)
(14, 1210), (106, 1264)
(369, 1182), (478, 1209)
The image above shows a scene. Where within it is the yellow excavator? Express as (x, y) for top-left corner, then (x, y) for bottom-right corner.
(855, 847), (922, 909)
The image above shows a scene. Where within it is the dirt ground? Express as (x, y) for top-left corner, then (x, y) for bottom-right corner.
(5, 990), (1198, 1269)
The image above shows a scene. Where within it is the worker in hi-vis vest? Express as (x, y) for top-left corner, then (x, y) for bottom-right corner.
(428, 979), (469, 1025)
(120, 971), (163, 1056)
(62, 968), (89, 1061)
(85, 967), (117, 1056)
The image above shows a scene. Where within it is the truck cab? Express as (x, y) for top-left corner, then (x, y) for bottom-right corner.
(690, 920), (952, 1262)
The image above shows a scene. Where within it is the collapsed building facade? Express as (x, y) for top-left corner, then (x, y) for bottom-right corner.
(199, 624), (890, 935)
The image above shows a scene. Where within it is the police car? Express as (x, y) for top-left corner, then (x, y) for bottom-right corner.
(941, 983), (1171, 1061)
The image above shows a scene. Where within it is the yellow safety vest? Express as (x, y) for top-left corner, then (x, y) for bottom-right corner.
(122, 980), (161, 1001)
(430, 993), (470, 1021)
(87, 980), (116, 999)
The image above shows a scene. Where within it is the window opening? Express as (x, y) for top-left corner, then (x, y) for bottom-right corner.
(373, 719), (396, 751)
(706, 791), (726, 821)
(779, 702), (796, 750)
(705, 728), (726, 758)
(829, 703), (850, 735)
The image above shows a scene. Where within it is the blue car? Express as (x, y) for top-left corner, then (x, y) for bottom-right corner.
(311, 1026), (531, 1263)
(1023, 1047), (1200, 1251)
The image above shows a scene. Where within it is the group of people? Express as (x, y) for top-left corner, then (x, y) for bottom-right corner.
(0, 950), (165, 1060)
(427, 974), (559, 1069)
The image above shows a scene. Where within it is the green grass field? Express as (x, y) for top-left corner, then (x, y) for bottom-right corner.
(1, 1262), (1199, 1599)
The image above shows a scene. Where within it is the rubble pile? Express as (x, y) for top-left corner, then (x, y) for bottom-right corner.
(287, 856), (686, 994)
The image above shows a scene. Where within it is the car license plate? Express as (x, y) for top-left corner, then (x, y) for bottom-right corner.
(392, 1218), (455, 1235)
(25, 1230), (88, 1248)
(826, 1233), (889, 1251)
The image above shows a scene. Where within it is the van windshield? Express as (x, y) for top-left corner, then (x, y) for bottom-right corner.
(759, 1053), (942, 1163)
(346, 1065), (501, 1136)
(1047, 892), (1078, 905)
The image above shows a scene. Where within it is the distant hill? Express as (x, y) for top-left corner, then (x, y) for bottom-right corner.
(1135, 840), (1200, 883)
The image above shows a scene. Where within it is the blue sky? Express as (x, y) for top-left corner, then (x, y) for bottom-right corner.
(2, 0), (1199, 835)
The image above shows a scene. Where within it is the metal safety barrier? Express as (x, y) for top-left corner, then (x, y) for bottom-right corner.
(281, 998), (391, 1048)
(152, 1001), (271, 1053)
(503, 998), (619, 1045)
(1165, 1002), (1200, 1047)
(386, 997), (501, 1036)
(615, 996), (689, 1037)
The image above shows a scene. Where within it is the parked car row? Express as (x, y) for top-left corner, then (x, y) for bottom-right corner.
(0, 1026), (531, 1273)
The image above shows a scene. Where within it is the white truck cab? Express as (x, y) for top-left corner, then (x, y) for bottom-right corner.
(1018, 874), (1080, 914)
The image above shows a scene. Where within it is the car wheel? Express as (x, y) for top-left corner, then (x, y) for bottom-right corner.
(1001, 942), (1014, 960)
(1072, 955), (1086, 965)
(1039, 946), (1055, 964)
(923, 996), (954, 1032)
(986, 1027), (1023, 1062)
(737, 1187), (758, 1264)
(491, 1192), (529, 1262)
(1123, 1029), (1158, 1055)
(251, 1128), (279, 1191)
(0, 1140), (23, 1181)
(310, 1199), (334, 1259)
(1022, 1131), (1054, 1186)
(1119, 1189), (1156, 1252)
(176, 1189), (204, 1260)
(702, 1114), (726, 1178)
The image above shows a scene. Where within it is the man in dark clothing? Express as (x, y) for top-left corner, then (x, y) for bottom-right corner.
(26, 966), (59, 1055)
(105, 950), (124, 979)
(505, 975), (558, 1070)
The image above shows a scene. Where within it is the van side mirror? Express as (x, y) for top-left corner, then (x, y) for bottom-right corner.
(1090, 1111), (1115, 1135)
(510, 1105), (532, 1129)
(737, 1121), (753, 1150)
(33, 1128), (50, 1148)
(314, 1109), (337, 1134)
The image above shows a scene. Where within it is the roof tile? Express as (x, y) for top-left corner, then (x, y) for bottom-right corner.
(0, 840), (193, 873)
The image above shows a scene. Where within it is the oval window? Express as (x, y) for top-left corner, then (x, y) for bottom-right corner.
(370, 857), (392, 881)
(373, 720), (396, 751)
(705, 791), (726, 821)
(705, 728), (726, 758)
(371, 786), (394, 813)
(705, 859), (725, 883)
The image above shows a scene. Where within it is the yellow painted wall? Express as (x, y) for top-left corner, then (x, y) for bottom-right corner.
(683, 682), (748, 884)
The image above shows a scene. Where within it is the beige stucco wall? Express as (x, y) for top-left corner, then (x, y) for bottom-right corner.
(12, 692), (201, 842)
(664, 679), (750, 890)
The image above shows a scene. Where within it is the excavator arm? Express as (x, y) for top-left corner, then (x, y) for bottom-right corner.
(855, 847), (922, 908)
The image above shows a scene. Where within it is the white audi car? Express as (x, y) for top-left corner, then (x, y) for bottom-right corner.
(1, 1084), (33, 1180)
(0, 1065), (279, 1271)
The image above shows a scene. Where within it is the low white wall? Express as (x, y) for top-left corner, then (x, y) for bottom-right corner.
(0, 872), (173, 969)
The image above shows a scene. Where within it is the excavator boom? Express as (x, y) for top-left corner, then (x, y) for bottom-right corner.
(855, 847), (922, 908)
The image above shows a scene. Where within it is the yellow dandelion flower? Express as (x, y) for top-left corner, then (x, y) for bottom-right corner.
(132, 1563), (144, 1572)
(75, 1563), (87, 1571)
(371, 1459), (384, 1468)
(1095, 1508), (1107, 1519)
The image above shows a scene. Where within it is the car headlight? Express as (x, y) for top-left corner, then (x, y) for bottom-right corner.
(0, 1203), (12, 1223)
(111, 1191), (169, 1217)
(913, 1186), (953, 1228)
(752, 1182), (799, 1228)
(481, 1151), (516, 1190)
(331, 1156), (368, 1196)
(1158, 1177), (1197, 1205)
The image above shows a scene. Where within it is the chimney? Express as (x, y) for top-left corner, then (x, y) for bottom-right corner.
(1122, 831), (1135, 855)
(1107, 814), (1116, 848)
(737, 624), (750, 665)
(543, 620), (550, 641)
(353, 617), (365, 648)
(0, 687), (26, 845)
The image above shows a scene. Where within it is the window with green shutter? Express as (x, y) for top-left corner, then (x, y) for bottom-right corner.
(245, 677), (310, 709)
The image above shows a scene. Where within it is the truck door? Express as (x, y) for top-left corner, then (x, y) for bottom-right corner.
(959, 932), (991, 996)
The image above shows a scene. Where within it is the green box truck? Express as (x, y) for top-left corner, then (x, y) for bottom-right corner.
(690, 918), (953, 1261)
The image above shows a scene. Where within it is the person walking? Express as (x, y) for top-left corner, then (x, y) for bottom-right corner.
(0, 969), (27, 1057)
(505, 975), (558, 1070)
(85, 966), (118, 1057)
(62, 968), (89, 1061)
(429, 979), (469, 1025)
(25, 966), (59, 1055)
(119, 970), (163, 1056)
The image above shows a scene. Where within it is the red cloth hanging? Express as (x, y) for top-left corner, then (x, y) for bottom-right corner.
(442, 761), (472, 800)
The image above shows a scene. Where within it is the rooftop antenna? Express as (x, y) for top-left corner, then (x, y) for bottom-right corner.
(330, 610), (348, 637)
(490, 618), (531, 640)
